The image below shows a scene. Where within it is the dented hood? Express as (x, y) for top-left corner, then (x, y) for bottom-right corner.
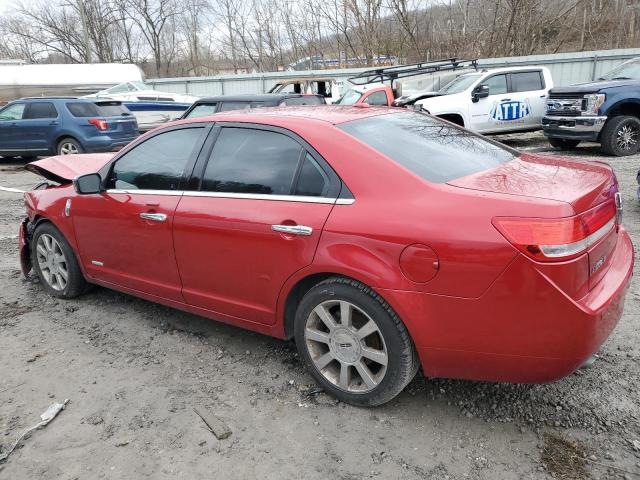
(26, 153), (115, 184)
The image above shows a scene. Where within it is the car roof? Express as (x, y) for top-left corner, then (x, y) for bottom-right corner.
(179, 105), (398, 126)
(192, 93), (321, 104)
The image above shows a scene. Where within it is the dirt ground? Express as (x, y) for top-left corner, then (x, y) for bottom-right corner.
(0, 131), (639, 480)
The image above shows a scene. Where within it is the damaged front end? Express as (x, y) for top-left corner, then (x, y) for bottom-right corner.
(19, 217), (34, 277)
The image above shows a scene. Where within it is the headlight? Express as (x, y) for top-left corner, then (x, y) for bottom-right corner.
(583, 93), (606, 115)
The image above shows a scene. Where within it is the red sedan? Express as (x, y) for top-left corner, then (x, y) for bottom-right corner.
(19, 106), (634, 406)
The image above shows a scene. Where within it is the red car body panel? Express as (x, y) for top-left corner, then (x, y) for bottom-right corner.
(20, 106), (634, 385)
(173, 196), (334, 324)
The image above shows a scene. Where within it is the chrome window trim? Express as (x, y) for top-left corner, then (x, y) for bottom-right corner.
(107, 189), (184, 196)
(106, 188), (355, 205)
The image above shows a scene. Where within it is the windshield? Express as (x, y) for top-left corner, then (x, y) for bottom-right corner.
(339, 111), (517, 183)
(438, 74), (482, 94)
(599, 58), (640, 80)
(336, 88), (364, 105)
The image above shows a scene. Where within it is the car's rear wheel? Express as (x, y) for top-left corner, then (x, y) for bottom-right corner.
(548, 137), (580, 150)
(57, 138), (84, 155)
(600, 115), (640, 156)
(294, 277), (419, 407)
(32, 222), (86, 298)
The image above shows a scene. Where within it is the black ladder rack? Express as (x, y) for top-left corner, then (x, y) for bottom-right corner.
(347, 58), (478, 87)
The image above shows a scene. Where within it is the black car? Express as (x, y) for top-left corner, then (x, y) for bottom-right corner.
(180, 93), (325, 119)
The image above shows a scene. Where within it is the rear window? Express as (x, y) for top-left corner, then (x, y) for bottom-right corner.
(510, 71), (544, 92)
(66, 102), (129, 117)
(283, 96), (324, 106)
(339, 112), (517, 183)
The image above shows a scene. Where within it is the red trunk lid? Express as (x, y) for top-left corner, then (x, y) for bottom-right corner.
(449, 153), (619, 293)
(447, 153), (617, 213)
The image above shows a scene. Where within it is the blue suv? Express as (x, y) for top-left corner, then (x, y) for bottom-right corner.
(0, 97), (139, 159)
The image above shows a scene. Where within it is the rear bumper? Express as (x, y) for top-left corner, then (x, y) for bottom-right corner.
(542, 115), (607, 141)
(83, 135), (138, 153)
(379, 228), (634, 383)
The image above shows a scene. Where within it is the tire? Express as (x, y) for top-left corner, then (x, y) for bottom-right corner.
(294, 277), (419, 407)
(600, 115), (640, 156)
(548, 137), (580, 150)
(57, 138), (84, 156)
(31, 222), (86, 299)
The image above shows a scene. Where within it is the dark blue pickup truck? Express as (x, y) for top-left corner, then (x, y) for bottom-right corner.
(542, 58), (640, 156)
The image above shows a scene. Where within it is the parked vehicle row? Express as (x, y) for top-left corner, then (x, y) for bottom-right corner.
(19, 106), (634, 406)
(3, 56), (640, 158)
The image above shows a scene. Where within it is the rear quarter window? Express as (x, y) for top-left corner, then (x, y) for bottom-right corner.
(66, 102), (99, 117)
(339, 112), (517, 183)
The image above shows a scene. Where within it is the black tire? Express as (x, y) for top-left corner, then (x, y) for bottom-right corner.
(57, 137), (84, 156)
(294, 276), (419, 407)
(600, 115), (640, 156)
(548, 137), (580, 150)
(31, 222), (86, 299)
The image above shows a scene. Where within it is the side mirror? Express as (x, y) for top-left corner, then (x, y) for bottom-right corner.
(472, 84), (490, 102)
(73, 173), (102, 194)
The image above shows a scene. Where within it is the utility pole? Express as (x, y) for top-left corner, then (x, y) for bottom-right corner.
(77, 0), (92, 63)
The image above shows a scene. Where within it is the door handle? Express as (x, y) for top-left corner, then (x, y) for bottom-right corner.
(140, 212), (167, 222)
(501, 98), (512, 102)
(271, 224), (313, 236)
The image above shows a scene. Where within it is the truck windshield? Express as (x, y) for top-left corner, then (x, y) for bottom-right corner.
(599, 59), (640, 81)
(336, 88), (364, 105)
(339, 111), (517, 183)
(438, 74), (482, 94)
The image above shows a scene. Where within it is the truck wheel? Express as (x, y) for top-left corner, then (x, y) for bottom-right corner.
(600, 116), (640, 156)
(548, 138), (580, 150)
(294, 277), (419, 407)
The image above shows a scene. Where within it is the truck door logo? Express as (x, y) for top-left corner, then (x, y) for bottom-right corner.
(490, 100), (531, 122)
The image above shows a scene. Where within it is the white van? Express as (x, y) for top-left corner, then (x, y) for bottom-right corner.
(415, 66), (553, 134)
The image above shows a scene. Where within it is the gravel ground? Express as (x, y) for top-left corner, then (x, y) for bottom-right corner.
(0, 131), (639, 480)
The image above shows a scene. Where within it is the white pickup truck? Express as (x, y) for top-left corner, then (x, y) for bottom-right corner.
(415, 66), (554, 134)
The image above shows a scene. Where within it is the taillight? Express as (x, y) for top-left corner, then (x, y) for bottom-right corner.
(88, 118), (108, 131)
(493, 200), (617, 261)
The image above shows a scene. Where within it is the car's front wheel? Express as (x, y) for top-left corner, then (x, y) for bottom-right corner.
(548, 137), (580, 150)
(31, 222), (86, 298)
(294, 277), (419, 407)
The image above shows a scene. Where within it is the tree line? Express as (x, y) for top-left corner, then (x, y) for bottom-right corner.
(0, 0), (638, 78)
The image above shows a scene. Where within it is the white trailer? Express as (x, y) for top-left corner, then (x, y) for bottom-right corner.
(0, 63), (144, 103)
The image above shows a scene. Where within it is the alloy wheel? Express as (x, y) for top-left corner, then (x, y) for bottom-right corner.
(60, 142), (79, 155)
(616, 123), (639, 153)
(36, 234), (69, 291)
(304, 300), (388, 393)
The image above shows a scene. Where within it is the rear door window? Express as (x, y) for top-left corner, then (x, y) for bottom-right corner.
(0, 103), (26, 120)
(339, 112), (517, 183)
(108, 127), (205, 190)
(23, 102), (58, 119)
(510, 71), (544, 92)
(201, 127), (302, 195)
